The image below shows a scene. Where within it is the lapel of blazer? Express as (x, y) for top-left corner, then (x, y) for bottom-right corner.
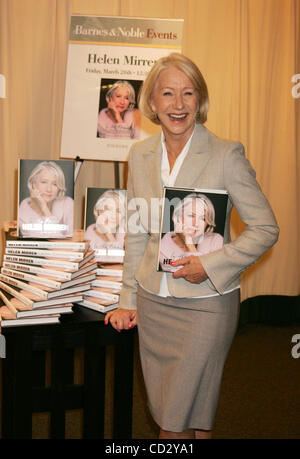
(174, 124), (211, 188)
(140, 124), (211, 198)
(142, 135), (164, 199)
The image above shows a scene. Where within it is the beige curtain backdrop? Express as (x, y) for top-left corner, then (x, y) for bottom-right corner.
(0, 0), (299, 301)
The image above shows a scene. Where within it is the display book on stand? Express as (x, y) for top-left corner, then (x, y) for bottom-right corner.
(0, 223), (123, 328)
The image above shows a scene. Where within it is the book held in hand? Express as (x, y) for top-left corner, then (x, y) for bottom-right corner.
(158, 187), (228, 272)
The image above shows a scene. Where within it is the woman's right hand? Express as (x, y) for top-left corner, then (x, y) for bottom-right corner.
(104, 308), (137, 332)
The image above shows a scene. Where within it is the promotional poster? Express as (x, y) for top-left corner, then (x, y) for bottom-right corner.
(60, 15), (183, 161)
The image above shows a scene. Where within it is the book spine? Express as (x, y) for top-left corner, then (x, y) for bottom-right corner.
(78, 300), (105, 312)
(94, 255), (124, 263)
(96, 268), (123, 277)
(0, 281), (33, 307)
(5, 248), (84, 260)
(4, 255), (78, 270)
(31, 294), (83, 309)
(92, 279), (122, 290)
(0, 273), (48, 299)
(83, 289), (119, 302)
(1, 267), (61, 289)
(2, 261), (72, 281)
(17, 306), (73, 318)
(0, 290), (18, 315)
(1, 316), (60, 327)
(6, 240), (86, 250)
(78, 300), (118, 312)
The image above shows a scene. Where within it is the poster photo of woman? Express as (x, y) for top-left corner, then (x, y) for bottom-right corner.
(96, 78), (142, 140)
(158, 187), (228, 272)
(17, 159), (74, 239)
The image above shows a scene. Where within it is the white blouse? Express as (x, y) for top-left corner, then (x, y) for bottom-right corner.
(159, 130), (194, 297)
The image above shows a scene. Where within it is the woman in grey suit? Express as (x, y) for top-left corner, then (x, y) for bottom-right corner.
(105, 53), (279, 439)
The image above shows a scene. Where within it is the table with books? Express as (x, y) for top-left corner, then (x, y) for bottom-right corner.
(0, 228), (134, 439)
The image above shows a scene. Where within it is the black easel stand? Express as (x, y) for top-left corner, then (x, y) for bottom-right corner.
(74, 156), (121, 188)
(74, 156), (84, 182)
(114, 161), (120, 188)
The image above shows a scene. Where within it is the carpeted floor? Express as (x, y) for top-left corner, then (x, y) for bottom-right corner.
(131, 323), (300, 439)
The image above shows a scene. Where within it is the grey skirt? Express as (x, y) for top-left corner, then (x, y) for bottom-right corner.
(137, 286), (240, 432)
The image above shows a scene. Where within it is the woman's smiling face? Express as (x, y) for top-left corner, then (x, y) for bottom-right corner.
(150, 67), (199, 143)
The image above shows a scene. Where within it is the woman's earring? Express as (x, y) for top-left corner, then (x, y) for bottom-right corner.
(153, 111), (159, 122)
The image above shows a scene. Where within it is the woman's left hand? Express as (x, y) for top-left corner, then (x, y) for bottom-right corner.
(171, 256), (208, 284)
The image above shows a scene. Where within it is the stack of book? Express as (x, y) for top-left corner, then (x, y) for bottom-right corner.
(80, 187), (126, 314)
(78, 262), (123, 313)
(0, 237), (97, 327)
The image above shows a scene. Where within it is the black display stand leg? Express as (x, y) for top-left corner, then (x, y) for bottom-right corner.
(83, 328), (106, 438)
(49, 329), (67, 439)
(113, 331), (135, 438)
(74, 157), (121, 189)
(2, 331), (33, 438)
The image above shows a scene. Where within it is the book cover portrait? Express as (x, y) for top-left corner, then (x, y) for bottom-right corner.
(17, 160), (74, 239)
(158, 187), (228, 272)
(84, 188), (126, 262)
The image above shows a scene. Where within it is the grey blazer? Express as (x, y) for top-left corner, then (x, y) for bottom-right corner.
(119, 124), (279, 310)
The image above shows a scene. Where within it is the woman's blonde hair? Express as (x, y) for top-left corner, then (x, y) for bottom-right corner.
(27, 161), (66, 198)
(138, 53), (209, 125)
